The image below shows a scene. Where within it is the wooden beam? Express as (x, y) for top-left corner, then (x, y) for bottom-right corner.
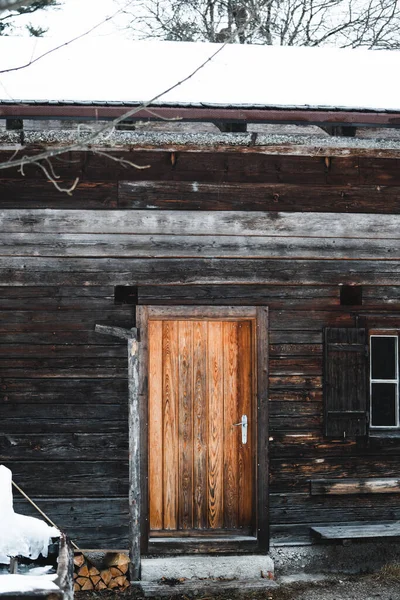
(256, 307), (269, 552)
(3, 209), (400, 238)
(95, 324), (138, 341)
(95, 322), (141, 580)
(2, 103), (400, 128)
(310, 477), (400, 496)
(128, 334), (141, 580)
(311, 522), (400, 540)
(119, 181), (400, 213)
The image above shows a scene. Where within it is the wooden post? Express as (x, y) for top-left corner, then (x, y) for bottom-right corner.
(95, 324), (141, 580)
(128, 333), (141, 581)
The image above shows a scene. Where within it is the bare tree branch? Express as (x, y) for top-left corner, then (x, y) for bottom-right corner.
(0, 40), (229, 194)
(0, 0), (37, 12)
(0, 1), (134, 74)
(120, 0), (400, 48)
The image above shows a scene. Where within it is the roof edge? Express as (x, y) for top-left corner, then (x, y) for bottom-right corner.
(1, 104), (400, 128)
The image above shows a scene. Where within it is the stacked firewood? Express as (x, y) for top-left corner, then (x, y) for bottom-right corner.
(73, 552), (130, 592)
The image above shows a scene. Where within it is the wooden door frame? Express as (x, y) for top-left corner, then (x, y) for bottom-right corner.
(136, 305), (269, 555)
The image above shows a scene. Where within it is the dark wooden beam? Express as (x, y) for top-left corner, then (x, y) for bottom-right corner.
(95, 323), (141, 580)
(321, 125), (357, 137)
(95, 324), (138, 341)
(215, 121), (247, 132)
(1, 104), (400, 128)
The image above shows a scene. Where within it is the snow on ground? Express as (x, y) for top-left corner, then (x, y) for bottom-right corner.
(0, 465), (59, 565)
(0, 37), (400, 111)
(0, 574), (59, 594)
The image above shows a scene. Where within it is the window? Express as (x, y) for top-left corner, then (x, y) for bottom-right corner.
(324, 327), (400, 437)
(370, 334), (399, 429)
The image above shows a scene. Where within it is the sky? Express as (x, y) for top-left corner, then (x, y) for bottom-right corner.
(11, 0), (130, 40)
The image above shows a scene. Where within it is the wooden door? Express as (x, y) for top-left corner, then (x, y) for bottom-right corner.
(148, 317), (255, 535)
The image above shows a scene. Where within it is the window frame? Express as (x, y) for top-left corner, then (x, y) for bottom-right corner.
(369, 330), (400, 430)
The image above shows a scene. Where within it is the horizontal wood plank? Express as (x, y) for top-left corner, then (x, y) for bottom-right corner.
(311, 478), (400, 496)
(3, 461), (129, 496)
(311, 522), (400, 539)
(0, 433), (128, 460)
(2, 209), (400, 238)
(119, 181), (400, 214)
(1, 258), (400, 286)
(3, 232), (400, 259)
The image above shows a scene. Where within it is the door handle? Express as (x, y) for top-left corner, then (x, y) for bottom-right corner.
(233, 414), (248, 444)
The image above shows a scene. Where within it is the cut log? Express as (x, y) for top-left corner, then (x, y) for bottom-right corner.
(113, 575), (128, 587)
(73, 553), (85, 568)
(77, 564), (89, 578)
(81, 578), (94, 591)
(91, 575), (101, 586)
(100, 569), (113, 585)
(119, 562), (129, 575)
(95, 580), (108, 591)
(104, 552), (130, 567)
(89, 565), (100, 577)
(110, 567), (123, 577)
(76, 577), (89, 587)
(74, 582), (81, 592)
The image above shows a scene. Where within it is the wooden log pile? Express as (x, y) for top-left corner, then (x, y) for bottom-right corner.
(73, 552), (130, 592)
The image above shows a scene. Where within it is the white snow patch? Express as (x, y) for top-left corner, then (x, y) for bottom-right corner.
(0, 574), (59, 594)
(0, 465), (59, 565)
(0, 38), (400, 111)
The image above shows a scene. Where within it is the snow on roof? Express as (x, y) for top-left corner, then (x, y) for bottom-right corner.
(0, 37), (399, 112)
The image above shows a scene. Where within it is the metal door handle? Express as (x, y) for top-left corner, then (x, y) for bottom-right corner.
(233, 414), (248, 444)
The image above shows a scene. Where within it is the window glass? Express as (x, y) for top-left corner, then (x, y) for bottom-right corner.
(371, 383), (397, 427)
(371, 336), (396, 380)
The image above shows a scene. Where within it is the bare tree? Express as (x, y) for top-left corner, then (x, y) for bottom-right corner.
(119, 0), (400, 48)
(0, 0), (60, 36)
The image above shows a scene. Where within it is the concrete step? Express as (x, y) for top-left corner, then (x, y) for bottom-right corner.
(136, 578), (278, 597)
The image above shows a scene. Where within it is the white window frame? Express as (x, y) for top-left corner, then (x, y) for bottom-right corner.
(370, 333), (399, 429)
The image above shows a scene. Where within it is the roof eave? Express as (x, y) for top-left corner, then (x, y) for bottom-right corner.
(1, 103), (400, 128)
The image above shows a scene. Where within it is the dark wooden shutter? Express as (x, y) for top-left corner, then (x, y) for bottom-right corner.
(324, 328), (368, 437)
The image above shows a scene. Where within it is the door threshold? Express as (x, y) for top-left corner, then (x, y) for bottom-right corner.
(148, 536), (259, 555)
(141, 554), (275, 582)
(151, 536), (257, 543)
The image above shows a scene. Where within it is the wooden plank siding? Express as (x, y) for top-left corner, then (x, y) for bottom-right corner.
(1, 148), (400, 551)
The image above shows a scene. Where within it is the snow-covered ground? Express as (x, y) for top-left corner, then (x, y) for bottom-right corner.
(0, 574), (59, 594)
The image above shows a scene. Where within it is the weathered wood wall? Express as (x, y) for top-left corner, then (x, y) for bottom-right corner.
(1, 147), (400, 549)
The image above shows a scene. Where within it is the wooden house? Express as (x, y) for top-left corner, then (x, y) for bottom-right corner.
(1, 38), (400, 578)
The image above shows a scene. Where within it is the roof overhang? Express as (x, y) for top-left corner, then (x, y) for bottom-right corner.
(2, 103), (400, 128)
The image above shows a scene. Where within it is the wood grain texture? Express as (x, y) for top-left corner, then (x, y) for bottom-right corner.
(208, 321), (224, 529)
(148, 311), (256, 536)
(178, 321), (194, 529)
(149, 320), (163, 530)
(3, 209), (400, 238)
(119, 180), (400, 214)
(238, 321), (253, 528)
(193, 321), (208, 529)
(256, 307), (269, 550)
(162, 321), (179, 529)
(223, 321), (239, 529)
(310, 478), (400, 496)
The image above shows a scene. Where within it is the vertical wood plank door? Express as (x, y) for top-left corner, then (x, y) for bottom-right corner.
(149, 319), (255, 535)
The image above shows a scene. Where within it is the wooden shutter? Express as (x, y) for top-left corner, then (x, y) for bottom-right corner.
(324, 328), (368, 437)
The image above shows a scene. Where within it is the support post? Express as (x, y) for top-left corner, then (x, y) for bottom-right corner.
(128, 333), (141, 581)
(95, 324), (141, 580)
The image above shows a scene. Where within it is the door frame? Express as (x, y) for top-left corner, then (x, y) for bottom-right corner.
(136, 305), (269, 555)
